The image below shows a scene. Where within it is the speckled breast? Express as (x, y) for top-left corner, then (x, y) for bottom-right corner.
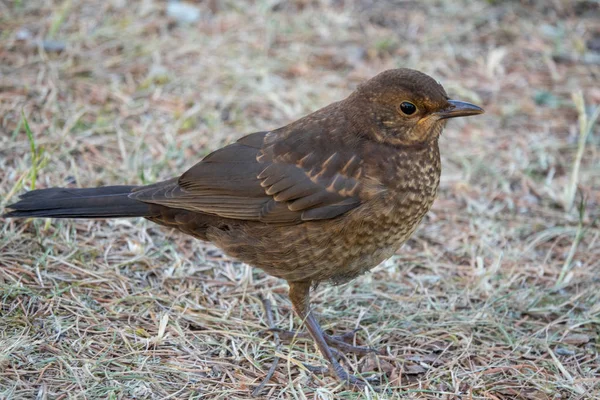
(267, 143), (441, 284)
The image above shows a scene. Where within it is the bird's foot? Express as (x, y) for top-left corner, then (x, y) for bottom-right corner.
(331, 362), (382, 389)
(301, 361), (380, 390)
(268, 328), (382, 356)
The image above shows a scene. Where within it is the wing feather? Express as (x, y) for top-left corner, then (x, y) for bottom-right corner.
(132, 125), (378, 224)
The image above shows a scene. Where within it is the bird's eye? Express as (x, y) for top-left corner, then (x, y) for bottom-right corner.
(399, 102), (417, 115)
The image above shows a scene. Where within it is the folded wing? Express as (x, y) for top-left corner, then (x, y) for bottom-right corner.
(131, 129), (375, 224)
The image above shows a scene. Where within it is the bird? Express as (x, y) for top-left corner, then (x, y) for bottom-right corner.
(3, 68), (484, 389)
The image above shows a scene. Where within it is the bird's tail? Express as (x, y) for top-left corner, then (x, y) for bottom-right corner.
(3, 186), (155, 219)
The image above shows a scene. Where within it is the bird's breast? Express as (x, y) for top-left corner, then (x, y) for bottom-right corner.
(322, 143), (441, 282)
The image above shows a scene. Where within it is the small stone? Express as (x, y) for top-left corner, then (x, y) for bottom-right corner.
(16, 28), (32, 41)
(562, 333), (590, 345)
(167, 1), (201, 24)
(555, 347), (576, 356)
(42, 40), (66, 52)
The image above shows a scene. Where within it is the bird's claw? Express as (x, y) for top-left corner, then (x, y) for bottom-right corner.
(329, 328), (361, 343)
(265, 327), (381, 356)
(331, 363), (381, 390)
(301, 361), (381, 391)
(302, 362), (329, 374)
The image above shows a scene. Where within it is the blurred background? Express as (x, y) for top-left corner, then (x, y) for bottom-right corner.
(1, 1), (599, 399)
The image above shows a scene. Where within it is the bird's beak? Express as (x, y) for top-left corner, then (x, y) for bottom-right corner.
(436, 100), (484, 119)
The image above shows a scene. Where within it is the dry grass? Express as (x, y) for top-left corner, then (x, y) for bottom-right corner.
(1, 0), (599, 399)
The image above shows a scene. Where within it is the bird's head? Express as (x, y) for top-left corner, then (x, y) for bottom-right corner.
(349, 68), (484, 146)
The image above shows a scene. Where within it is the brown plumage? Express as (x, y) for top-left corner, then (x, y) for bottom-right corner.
(4, 68), (484, 388)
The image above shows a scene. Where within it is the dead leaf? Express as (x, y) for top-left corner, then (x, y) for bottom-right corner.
(403, 363), (427, 375)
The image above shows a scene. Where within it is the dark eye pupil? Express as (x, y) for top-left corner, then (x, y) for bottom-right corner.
(400, 102), (416, 115)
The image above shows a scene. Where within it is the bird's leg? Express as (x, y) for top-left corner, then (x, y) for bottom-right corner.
(267, 283), (380, 357)
(288, 281), (378, 388)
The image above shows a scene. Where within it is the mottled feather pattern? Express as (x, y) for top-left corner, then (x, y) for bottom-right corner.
(204, 140), (440, 283)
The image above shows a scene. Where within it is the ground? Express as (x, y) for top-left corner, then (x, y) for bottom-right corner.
(0, 1), (599, 399)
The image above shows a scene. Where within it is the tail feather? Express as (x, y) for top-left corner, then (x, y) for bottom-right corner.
(3, 185), (155, 219)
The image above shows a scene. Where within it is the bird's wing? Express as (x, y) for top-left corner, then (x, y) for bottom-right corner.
(130, 130), (381, 224)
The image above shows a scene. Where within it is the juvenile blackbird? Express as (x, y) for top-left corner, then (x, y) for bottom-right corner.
(4, 69), (483, 388)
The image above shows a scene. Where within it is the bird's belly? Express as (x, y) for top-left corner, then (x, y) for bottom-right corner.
(208, 198), (431, 284)
(316, 211), (426, 283)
